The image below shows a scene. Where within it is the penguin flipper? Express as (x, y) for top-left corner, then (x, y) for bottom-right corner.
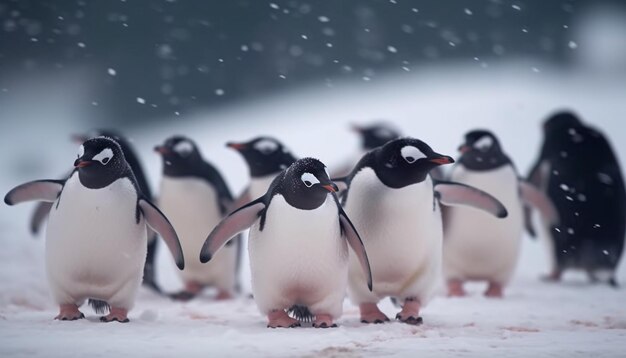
(434, 181), (508, 218)
(200, 199), (265, 264)
(4, 180), (64, 206)
(339, 208), (373, 292)
(138, 198), (185, 270)
(519, 181), (559, 226)
(30, 201), (53, 235)
(227, 187), (252, 213)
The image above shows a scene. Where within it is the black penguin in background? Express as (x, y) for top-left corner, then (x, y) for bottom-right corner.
(29, 129), (163, 293)
(526, 111), (625, 286)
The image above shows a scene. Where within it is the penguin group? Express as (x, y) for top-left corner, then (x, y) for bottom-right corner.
(4, 110), (624, 327)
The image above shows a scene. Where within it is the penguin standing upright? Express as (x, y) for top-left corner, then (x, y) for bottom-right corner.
(340, 138), (507, 325)
(226, 136), (297, 208)
(199, 158), (372, 328)
(155, 136), (240, 300)
(443, 130), (558, 297)
(28, 129), (162, 293)
(526, 111), (625, 286)
(4, 137), (184, 322)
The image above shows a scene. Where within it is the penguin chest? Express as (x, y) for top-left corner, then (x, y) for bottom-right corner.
(345, 169), (442, 292)
(249, 175), (276, 200)
(159, 177), (227, 277)
(45, 174), (147, 287)
(444, 166), (523, 280)
(249, 195), (348, 301)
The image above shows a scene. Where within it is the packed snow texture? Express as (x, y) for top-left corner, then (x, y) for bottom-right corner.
(1, 63), (625, 357)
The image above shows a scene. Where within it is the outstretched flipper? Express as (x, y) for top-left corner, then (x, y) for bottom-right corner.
(4, 180), (64, 206)
(200, 199), (266, 263)
(30, 201), (53, 235)
(138, 198), (185, 270)
(524, 161), (549, 238)
(434, 181), (508, 218)
(519, 181), (559, 227)
(339, 208), (373, 291)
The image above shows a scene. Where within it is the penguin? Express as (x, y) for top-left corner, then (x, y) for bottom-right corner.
(526, 111), (625, 286)
(29, 129), (163, 293)
(155, 135), (240, 300)
(339, 137), (508, 325)
(4, 137), (184, 322)
(443, 130), (559, 297)
(226, 136), (297, 208)
(199, 158), (373, 328)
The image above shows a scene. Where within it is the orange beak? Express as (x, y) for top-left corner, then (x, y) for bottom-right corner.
(226, 142), (246, 150)
(430, 156), (454, 165)
(322, 184), (338, 192)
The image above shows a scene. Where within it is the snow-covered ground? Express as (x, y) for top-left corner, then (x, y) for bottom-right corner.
(1, 62), (625, 357)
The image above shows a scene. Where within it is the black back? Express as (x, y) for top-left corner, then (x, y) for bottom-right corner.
(530, 111), (626, 271)
(353, 123), (401, 150)
(457, 130), (514, 171)
(227, 136), (297, 178)
(155, 135), (234, 214)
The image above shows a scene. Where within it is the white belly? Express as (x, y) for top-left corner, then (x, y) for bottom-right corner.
(249, 195), (348, 316)
(249, 175), (277, 200)
(45, 173), (146, 304)
(159, 177), (236, 287)
(344, 168), (442, 304)
(443, 165), (523, 284)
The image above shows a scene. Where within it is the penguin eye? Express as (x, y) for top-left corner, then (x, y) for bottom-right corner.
(93, 148), (114, 165)
(253, 139), (279, 154)
(174, 141), (194, 156)
(77, 145), (84, 158)
(474, 136), (493, 151)
(400, 146), (426, 164)
(301, 172), (320, 188)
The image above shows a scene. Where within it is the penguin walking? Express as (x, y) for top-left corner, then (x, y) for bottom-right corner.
(155, 136), (240, 300)
(199, 158), (372, 328)
(340, 138), (507, 325)
(226, 136), (297, 208)
(443, 130), (559, 297)
(29, 129), (163, 293)
(526, 111), (625, 286)
(4, 137), (184, 322)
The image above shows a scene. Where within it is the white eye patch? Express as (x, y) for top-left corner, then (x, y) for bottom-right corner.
(174, 141), (194, 156)
(374, 128), (394, 139)
(301, 172), (320, 188)
(77, 145), (84, 158)
(253, 139), (279, 154)
(400, 145), (426, 164)
(474, 136), (493, 150)
(93, 148), (113, 165)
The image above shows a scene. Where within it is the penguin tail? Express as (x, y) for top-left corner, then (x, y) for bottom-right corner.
(88, 299), (111, 314)
(287, 305), (314, 322)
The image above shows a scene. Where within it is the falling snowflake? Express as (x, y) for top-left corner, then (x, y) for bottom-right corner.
(136, 97), (146, 104)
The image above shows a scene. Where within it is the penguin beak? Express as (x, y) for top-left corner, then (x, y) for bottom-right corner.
(74, 159), (92, 168)
(226, 142), (246, 150)
(154, 145), (170, 155)
(322, 183), (339, 192)
(71, 134), (88, 144)
(429, 155), (455, 165)
(458, 145), (471, 153)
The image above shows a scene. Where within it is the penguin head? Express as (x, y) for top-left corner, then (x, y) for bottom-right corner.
(154, 136), (203, 176)
(277, 158), (338, 210)
(371, 137), (454, 188)
(74, 137), (129, 188)
(72, 129), (124, 145)
(457, 130), (511, 170)
(226, 136), (296, 177)
(352, 122), (401, 150)
(544, 111), (583, 134)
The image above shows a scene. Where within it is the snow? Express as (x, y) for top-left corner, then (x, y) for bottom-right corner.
(1, 62), (626, 357)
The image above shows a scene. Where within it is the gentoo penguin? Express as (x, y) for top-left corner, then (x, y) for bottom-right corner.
(526, 111), (625, 286)
(29, 129), (162, 293)
(199, 158), (372, 328)
(340, 138), (507, 325)
(226, 136), (297, 208)
(4, 137), (184, 322)
(443, 130), (559, 297)
(155, 136), (240, 300)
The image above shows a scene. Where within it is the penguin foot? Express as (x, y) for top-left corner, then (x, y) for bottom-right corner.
(447, 279), (466, 297)
(541, 270), (562, 283)
(215, 290), (234, 301)
(313, 314), (337, 328)
(100, 307), (129, 323)
(267, 310), (301, 328)
(485, 282), (503, 298)
(396, 299), (422, 325)
(170, 282), (203, 301)
(54, 304), (85, 321)
(608, 277), (619, 288)
(359, 303), (390, 324)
